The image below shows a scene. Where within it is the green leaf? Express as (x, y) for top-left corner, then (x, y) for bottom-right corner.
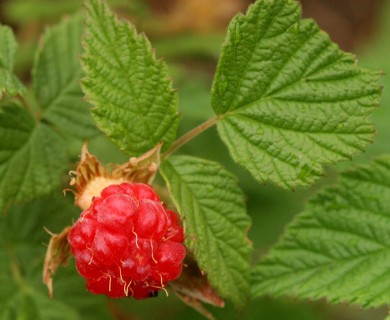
(0, 195), (111, 320)
(82, 0), (179, 156)
(160, 156), (252, 307)
(33, 13), (97, 139)
(252, 156), (390, 307)
(0, 103), (67, 213)
(211, 0), (381, 189)
(0, 289), (79, 320)
(0, 24), (26, 98)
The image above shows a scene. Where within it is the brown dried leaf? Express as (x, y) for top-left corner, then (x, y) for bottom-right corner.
(42, 226), (72, 298)
(69, 141), (108, 194)
(170, 258), (224, 320)
(112, 142), (162, 184)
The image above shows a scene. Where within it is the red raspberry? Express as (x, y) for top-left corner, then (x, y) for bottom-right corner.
(68, 183), (185, 299)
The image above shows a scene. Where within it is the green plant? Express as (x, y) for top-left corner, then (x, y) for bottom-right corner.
(0, 0), (387, 319)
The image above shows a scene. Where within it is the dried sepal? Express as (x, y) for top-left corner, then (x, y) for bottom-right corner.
(111, 142), (161, 183)
(169, 257), (224, 320)
(69, 142), (109, 194)
(69, 142), (162, 210)
(42, 226), (72, 298)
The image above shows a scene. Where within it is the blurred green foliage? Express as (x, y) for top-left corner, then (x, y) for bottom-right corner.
(357, 2), (390, 161)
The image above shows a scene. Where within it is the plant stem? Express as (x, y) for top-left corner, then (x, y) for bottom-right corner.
(162, 116), (218, 159)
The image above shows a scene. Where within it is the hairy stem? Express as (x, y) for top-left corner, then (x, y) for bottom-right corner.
(162, 116), (218, 159)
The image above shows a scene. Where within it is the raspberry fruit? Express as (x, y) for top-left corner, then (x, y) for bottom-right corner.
(68, 183), (185, 299)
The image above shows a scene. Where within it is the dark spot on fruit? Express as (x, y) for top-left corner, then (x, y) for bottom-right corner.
(149, 290), (158, 298)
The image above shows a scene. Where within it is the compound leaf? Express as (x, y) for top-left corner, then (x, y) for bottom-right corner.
(252, 156), (390, 307)
(212, 0), (381, 189)
(0, 24), (26, 98)
(82, 0), (179, 156)
(0, 103), (67, 213)
(33, 13), (97, 139)
(160, 156), (252, 307)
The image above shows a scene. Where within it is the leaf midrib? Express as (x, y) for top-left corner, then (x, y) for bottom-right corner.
(226, 2), (288, 113)
(256, 248), (387, 283)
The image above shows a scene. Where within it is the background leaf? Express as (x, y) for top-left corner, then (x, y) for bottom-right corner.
(32, 13), (97, 139)
(82, 0), (179, 156)
(160, 155), (252, 307)
(0, 290), (79, 320)
(0, 194), (111, 320)
(211, 0), (381, 189)
(0, 13), (103, 213)
(0, 103), (67, 213)
(252, 156), (390, 308)
(0, 24), (26, 98)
